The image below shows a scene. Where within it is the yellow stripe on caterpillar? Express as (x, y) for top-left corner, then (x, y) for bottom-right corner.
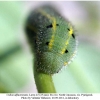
(60, 48), (66, 54)
(49, 18), (56, 49)
(69, 25), (73, 35)
(38, 9), (57, 32)
(49, 35), (54, 49)
(52, 17), (56, 31)
(39, 9), (57, 50)
(60, 24), (73, 54)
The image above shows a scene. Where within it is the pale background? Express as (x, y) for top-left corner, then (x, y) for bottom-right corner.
(0, 1), (100, 93)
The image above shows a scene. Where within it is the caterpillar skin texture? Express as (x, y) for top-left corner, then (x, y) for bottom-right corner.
(26, 6), (77, 74)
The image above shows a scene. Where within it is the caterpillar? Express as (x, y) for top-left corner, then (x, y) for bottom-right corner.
(25, 5), (77, 74)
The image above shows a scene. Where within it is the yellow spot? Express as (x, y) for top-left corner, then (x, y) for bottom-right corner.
(65, 41), (69, 45)
(60, 48), (66, 54)
(69, 25), (73, 35)
(49, 38), (54, 49)
(52, 17), (56, 31)
(49, 43), (53, 49)
(64, 62), (68, 66)
(50, 38), (54, 43)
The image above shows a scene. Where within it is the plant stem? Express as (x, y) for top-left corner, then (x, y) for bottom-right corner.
(34, 65), (56, 93)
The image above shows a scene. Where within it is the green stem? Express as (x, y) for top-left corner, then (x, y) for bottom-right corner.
(34, 65), (56, 93)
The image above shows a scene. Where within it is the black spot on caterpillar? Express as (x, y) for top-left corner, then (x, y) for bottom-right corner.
(46, 24), (59, 28)
(72, 33), (75, 39)
(65, 49), (68, 53)
(46, 42), (49, 45)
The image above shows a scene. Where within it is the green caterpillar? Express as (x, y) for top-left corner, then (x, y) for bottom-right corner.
(25, 6), (77, 74)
